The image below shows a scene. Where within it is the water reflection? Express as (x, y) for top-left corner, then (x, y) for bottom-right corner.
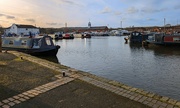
(129, 42), (180, 56)
(146, 46), (180, 56)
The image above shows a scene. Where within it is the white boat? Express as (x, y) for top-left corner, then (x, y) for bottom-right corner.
(73, 33), (82, 38)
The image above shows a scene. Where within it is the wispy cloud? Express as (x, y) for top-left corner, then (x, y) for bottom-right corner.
(46, 23), (58, 25)
(114, 11), (121, 16)
(0, 13), (15, 19)
(6, 16), (15, 19)
(25, 19), (36, 23)
(52, 0), (83, 6)
(100, 7), (112, 14)
(61, 0), (75, 5)
(126, 7), (139, 14)
(147, 18), (156, 21)
(141, 7), (168, 13)
(174, 4), (180, 9)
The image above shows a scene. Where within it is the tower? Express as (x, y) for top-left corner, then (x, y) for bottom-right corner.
(88, 21), (91, 28)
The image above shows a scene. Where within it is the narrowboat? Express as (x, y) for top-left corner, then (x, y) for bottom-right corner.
(82, 33), (91, 38)
(146, 33), (180, 46)
(129, 31), (149, 43)
(54, 32), (63, 40)
(2, 35), (60, 56)
(62, 33), (74, 39)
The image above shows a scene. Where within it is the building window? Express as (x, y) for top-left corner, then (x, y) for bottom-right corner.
(9, 40), (14, 45)
(21, 40), (27, 45)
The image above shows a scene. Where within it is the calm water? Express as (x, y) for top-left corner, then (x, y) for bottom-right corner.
(55, 36), (180, 100)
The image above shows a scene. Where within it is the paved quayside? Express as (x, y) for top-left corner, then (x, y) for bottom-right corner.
(0, 51), (180, 108)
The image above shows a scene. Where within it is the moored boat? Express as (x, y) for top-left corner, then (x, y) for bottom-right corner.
(54, 32), (63, 40)
(73, 32), (83, 38)
(62, 33), (74, 39)
(146, 33), (180, 46)
(2, 35), (60, 56)
(129, 31), (149, 43)
(82, 33), (91, 38)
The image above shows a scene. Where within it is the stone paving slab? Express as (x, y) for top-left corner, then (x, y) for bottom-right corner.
(0, 76), (74, 108)
(79, 76), (180, 108)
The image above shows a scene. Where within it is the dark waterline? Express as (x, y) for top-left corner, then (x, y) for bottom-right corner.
(55, 36), (180, 100)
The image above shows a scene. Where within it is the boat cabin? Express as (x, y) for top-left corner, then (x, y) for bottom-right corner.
(129, 31), (149, 43)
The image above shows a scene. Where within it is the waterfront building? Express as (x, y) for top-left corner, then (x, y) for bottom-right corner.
(4, 24), (39, 36)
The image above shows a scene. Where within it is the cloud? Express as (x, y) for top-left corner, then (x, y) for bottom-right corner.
(141, 7), (168, 13)
(100, 7), (112, 14)
(46, 23), (58, 25)
(0, 14), (4, 17)
(174, 4), (180, 9)
(25, 19), (36, 23)
(61, 0), (75, 5)
(6, 15), (15, 19)
(52, 0), (83, 6)
(147, 18), (156, 21)
(114, 11), (121, 16)
(127, 7), (139, 14)
(0, 13), (15, 19)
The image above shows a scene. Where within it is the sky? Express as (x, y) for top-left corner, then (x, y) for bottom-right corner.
(0, 0), (180, 28)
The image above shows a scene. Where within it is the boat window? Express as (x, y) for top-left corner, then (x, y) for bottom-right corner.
(173, 37), (180, 42)
(45, 37), (51, 45)
(32, 39), (40, 48)
(21, 40), (27, 45)
(9, 40), (14, 45)
(132, 32), (140, 36)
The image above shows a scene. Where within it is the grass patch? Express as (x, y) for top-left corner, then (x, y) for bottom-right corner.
(13, 57), (24, 62)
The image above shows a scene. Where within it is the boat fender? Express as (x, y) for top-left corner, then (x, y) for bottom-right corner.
(56, 45), (60, 49)
(124, 37), (128, 43)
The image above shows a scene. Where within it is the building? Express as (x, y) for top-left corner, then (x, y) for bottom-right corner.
(88, 21), (91, 28)
(4, 24), (39, 36)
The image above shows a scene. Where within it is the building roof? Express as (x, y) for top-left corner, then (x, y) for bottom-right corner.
(89, 26), (108, 30)
(15, 24), (37, 28)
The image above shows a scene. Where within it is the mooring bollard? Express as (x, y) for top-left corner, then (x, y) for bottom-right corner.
(63, 72), (66, 77)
